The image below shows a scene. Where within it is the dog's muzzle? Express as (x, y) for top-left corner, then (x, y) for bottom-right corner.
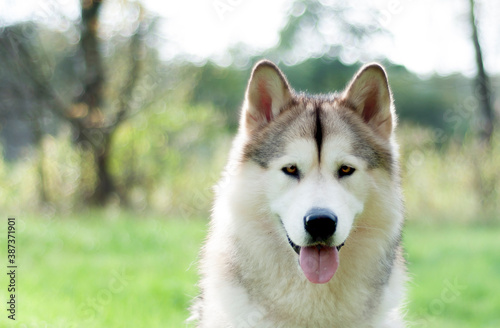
(285, 208), (345, 254)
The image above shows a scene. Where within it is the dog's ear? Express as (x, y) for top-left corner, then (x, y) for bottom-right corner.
(243, 60), (292, 131)
(341, 64), (394, 139)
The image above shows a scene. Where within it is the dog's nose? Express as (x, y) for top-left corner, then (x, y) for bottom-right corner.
(304, 208), (337, 243)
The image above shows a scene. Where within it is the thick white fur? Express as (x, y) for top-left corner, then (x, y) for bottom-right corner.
(197, 136), (406, 327)
(194, 63), (406, 328)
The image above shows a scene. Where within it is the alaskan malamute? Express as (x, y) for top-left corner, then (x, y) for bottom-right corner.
(191, 60), (406, 327)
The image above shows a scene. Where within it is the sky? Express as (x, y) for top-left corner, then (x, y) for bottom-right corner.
(1, 0), (499, 77)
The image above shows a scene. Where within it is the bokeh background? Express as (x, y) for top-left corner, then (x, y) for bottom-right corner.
(0, 0), (499, 327)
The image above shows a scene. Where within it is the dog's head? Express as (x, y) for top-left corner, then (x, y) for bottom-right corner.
(236, 60), (396, 284)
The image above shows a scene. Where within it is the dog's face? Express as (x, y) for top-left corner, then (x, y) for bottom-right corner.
(267, 132), (368, 250)
(238, 61), (395, 284)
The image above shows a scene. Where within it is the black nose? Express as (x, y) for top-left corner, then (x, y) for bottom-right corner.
(304, 208), (337, 243)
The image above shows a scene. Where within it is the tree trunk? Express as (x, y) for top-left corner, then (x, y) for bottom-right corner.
(77, 0), (117, 205)
(469, 0), (494, 145)
(91, 132), (115, 205)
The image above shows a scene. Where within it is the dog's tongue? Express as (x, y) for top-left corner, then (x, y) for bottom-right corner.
(299, 245), (339, 284)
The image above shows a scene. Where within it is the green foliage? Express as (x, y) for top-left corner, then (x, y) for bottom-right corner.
(400, 124), (500, 223)
(189, 62), (250, 129)
(387, 66), (456, 129)
(280, 58), (359, 93)
(109, 96), (232, 215)
(0, 90), (234, 215)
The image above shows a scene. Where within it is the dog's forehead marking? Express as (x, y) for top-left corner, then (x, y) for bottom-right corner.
(243, 98), (334, 168)
(314, 105), (323, 163)
(243, 96), (393, 172)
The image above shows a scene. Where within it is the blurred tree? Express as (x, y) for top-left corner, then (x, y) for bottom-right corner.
(76, 0), (111, 204)
(0, 23), (59, 205)
(189, 62), (249, 129)
(467, 0), (497, 216)
(0, 0), (164, 206)
(265, 0), (386, 65)
(468, 0), (494, 145)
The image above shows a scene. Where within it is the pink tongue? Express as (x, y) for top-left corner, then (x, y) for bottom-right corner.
(299, 246), (339, 284)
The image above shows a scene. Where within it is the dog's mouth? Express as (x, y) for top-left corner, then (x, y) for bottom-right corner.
(287, 236), (344, 254)
(287, 235), (301, 254)
(287, 235), (344, 284)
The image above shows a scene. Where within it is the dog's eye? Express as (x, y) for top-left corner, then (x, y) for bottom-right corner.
(338, 165), (355, 177)
(282, 165), (299, 178)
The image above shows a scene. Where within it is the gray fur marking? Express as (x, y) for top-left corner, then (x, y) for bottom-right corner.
(244, 96), (393, 175)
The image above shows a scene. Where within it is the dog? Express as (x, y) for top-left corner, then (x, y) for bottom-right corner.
(190, 60), (406, 327)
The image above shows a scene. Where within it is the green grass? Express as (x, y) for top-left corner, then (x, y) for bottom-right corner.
(404, 221), (500, 327)
(1, 213), (499, 327)
(0, 212), (207, 328)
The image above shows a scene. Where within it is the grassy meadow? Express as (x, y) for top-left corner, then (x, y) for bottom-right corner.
(0, 212), (206, 328)
(1, 212), (500, 327)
